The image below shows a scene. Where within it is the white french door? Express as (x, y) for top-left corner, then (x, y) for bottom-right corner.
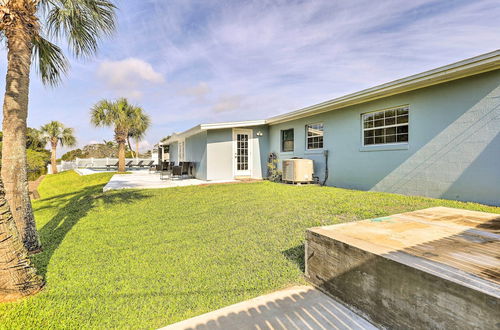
(233, 129), (252, 177)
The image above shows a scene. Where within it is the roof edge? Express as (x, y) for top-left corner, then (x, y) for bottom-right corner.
(160, 120), (267, 144)
(267, 50), (500, 124)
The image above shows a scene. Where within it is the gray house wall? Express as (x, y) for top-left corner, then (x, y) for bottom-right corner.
(169, 141), (178, 164)
(185, 131), (208, 180)
(206, 125), (269, 180)
(269, 70), (500, 206)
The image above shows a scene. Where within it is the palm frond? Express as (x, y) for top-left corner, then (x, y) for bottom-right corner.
(45, 0), (116, 58)
(31, 35), (69, 86)
(40, 120), (77, 147)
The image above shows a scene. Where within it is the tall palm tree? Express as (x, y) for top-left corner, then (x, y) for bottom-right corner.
(40, 121), (76, 174)
(0, 0), (116, 253)
(128, 111), (151, 158)
(91, 98), (150, 173)
(0, 178), (43, 302)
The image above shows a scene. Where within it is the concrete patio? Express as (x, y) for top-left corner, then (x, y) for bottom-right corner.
(103, 170), (237, 192)
(161, 285), (377, 330)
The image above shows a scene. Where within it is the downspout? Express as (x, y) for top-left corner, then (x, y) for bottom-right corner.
(321, 149), (329, 186)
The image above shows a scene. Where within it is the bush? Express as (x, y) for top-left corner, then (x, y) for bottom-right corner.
(27, 149), (50, 181)
(267, 155), (282, 183)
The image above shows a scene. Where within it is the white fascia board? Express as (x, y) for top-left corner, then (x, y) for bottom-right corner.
(200, 120), (267, 130)
(267, 50), (500, 124)
(160, 120), (267, 145)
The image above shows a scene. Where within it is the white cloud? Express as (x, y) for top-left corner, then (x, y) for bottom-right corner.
(212, 95), (243, 113)
(180, 82), (211, 102)
(96, 58), (164, 98)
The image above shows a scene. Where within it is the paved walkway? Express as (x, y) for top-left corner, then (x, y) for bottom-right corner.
(161, 286), (377, 330)
(103, 171), (237, 192)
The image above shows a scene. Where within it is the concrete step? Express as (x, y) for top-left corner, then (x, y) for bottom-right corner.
(161, 286), (378, 330)
(305, 207), (500, 329)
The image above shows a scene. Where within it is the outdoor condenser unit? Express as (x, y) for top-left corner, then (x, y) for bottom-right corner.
(282, 158), (314, 183)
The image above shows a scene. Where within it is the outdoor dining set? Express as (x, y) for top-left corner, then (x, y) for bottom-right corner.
(152, 161), (195, 180)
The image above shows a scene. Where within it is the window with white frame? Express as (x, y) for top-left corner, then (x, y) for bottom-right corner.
(281, 129), (294, 152)
(306, 123), (324, 150)
(178, 140), (185, 161)
(362, 106), (408, 146)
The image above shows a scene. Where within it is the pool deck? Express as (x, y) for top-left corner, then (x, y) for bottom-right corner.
(102, 170), (237, 192)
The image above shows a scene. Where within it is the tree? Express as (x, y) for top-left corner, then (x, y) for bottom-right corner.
(40, 121), (76, 174)
(0, 178), (43, 302)
(0, 0), (116, 253)
(128, 110), (151, 158)
(90, 98), (150, 172)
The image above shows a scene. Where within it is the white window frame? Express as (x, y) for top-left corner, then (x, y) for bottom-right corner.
(305, 123), (324, 150)
(178, 139), (185, 162)
(361, 105), (409, 147)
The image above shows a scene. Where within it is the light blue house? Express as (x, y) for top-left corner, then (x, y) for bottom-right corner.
(161, 51), (500, 206)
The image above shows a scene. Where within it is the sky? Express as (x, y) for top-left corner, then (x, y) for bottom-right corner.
(0, 0), (499, 155)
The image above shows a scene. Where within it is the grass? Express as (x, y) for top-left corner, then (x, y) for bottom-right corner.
(0, 171), (498, 329)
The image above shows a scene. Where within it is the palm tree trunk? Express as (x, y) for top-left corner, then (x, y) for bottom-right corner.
(0, 178), (44, 302)
(118, 140), (126, 172)
(116, 130), (127, 173)
(50, 141), (58, 174)
(1, 13), (41, 253)
(135, 138), (139, 158)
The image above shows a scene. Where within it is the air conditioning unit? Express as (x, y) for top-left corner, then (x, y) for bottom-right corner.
(282, 158), (314, 183)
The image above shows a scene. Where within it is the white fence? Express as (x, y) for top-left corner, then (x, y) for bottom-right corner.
(48, 158), (157, 174)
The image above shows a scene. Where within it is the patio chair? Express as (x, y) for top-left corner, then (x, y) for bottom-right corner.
(171, 164), (182, 179)
(181, 161), (194, 177)
(124, 160), (134, 169)
(132, 160), (144, 168)
(148, 161), (159, 173)
(160, 161), (172, 180)
(143, 160), (155, 169)
(106, 161), (118, 171)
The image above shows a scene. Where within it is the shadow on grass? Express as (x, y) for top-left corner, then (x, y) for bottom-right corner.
(32, 184), (149, 277)
(282, 244), (305, 272)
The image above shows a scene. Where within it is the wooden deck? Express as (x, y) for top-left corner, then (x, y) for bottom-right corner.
(305, 207), (500, 329)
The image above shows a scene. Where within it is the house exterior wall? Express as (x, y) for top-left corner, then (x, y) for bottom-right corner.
(269, 70), (500, 206)
(206, 125), (269, 180)
(185, 131), (208, 180)
(169, 141), (178, 163)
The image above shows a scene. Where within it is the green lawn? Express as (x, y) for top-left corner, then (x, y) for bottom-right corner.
(0, 171), (498, 329)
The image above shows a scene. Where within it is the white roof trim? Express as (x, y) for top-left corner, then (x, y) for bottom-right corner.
(161, 120), (267, 144)
(267, 50), (500, 124)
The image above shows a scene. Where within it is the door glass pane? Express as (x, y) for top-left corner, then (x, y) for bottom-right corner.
(236, 133), (249, 171)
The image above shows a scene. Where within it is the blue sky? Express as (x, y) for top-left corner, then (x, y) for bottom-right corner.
(1, 0), (499, 155)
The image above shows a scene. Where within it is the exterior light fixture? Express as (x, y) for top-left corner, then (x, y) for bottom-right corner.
(256, 131), (263, 136)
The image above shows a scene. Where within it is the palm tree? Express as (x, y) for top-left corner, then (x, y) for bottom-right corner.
(0, 0), (116, 253)
(40, 121), (77, 174)
(128, 111), (151, 158)
(91, 98), (150, 173)
(0, 178), (43, 302)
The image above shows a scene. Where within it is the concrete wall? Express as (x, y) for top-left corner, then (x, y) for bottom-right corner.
(206, 125), (269, 180)
(185, 131), (208, 180)
(305, 228), (500, 329)
(269, 70), (500, 206)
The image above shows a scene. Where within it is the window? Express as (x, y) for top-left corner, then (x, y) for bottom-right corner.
(362, 106), (408, 146)
(281, 129), (294, 152)
(306, 123), (324, 150)
(178, 140), (185, 161)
